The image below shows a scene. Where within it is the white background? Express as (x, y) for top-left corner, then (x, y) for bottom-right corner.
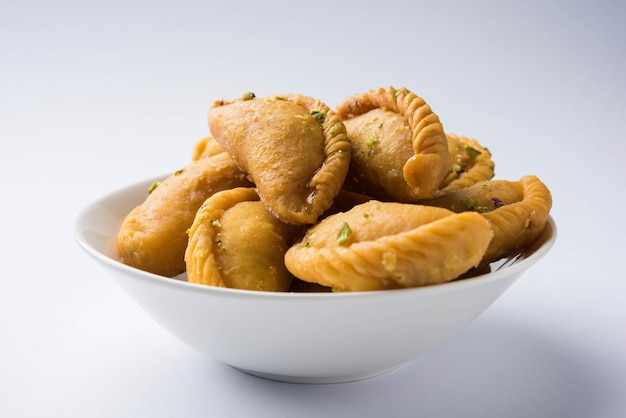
(2, 1), (625, 417)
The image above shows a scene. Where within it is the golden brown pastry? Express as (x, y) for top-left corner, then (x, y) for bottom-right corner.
(420, 179), (524, 213)
(115, 85), (554, 294)
(284, 201), (492, 291)
(481, 175), (552, 262)
(208, 93), (351, 225)
(191, 136), (226, 160)
(185, 187), (302, 291)
(423, 175), (552, 262)
(436, 133), (495, 196)
(336, 86), (450, 201)
(116, 153), (253, 277)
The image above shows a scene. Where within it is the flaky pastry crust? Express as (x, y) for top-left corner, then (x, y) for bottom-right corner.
(185, 187), (301, 291)
(481, 175), (552, 262)
(337, 86), (450, 201)
(191, 136), (225, 161)
(116, 153), (252, 277)
(435, 133), (495, 196)
(284, 201), (492, 291)
(423, 175), (552, 263)
(208, 93), (351, 225)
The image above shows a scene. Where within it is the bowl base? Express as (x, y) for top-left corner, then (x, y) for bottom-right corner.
(232, 365), (401, 384)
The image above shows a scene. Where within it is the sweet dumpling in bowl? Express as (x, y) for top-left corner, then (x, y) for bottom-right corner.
(185, 187), (303, 291)
(422, 175), (552, 263)
(116, 153), (252, 277)
(435, 133), (495, 197)
(284, 200), (492, 292)
(336, 86), (450, 202)
(208, 93), (351, 225)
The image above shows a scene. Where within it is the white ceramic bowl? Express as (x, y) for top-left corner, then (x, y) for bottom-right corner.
(75, 174), (556, 384)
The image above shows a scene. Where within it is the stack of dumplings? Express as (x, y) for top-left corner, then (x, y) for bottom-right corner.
(116, 86), (552, 292)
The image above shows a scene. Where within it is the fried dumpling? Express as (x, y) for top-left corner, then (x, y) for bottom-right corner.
(481, 175), (552, 262)
(185, 187), (302, 291)
(435, 133), (495, 196)
(284, 201), (492, 291)
(423, 175), (552, 263)
(336, 86), (450, 201)
(116, 153), (252, 277)
(208, 93), (351, 225)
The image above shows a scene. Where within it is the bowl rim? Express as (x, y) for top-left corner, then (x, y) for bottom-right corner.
(75, 175), (557, 301)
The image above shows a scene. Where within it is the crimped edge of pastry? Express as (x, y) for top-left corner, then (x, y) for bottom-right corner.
(436, 133), (495, 196)
(285, 202), (492, 291)
(336, 86), (450, 199)
(185, 187), (260, 287)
